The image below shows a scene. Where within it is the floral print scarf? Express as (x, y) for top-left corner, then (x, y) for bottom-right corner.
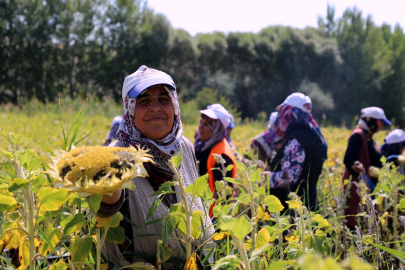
(274, 105), (328, 160)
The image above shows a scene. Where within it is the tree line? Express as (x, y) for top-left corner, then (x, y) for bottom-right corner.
(1, 1), (405, 125)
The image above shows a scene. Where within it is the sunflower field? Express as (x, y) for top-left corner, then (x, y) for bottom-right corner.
(0, 99), (404, 270)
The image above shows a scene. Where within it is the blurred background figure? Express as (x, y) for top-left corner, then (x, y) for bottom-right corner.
(103, 115), (123, 146)
(381, 129), (405, 174)
(265, 93), (327, 211)
(247, 111), (279, 169)
(342, 107), (391, 229)
(194, 104), (236, 216)
(226, 113), (239, 159)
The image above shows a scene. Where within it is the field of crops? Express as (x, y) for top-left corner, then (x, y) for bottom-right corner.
(0, 99), (403, 270)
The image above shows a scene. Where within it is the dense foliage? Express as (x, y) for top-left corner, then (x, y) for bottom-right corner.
(1, 1), (405, 125)
(1, 103), (405, 269)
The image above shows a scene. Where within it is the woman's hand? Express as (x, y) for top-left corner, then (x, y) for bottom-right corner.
(102, 190), (122, 205)
(351, 161), (365, 173)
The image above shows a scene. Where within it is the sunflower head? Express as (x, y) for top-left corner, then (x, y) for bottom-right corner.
(49, 146), (154, 197)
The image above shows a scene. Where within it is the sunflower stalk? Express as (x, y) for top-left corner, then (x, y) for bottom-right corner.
(168, 159), (192, 260)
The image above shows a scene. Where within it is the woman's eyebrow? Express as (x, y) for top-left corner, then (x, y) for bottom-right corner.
(139, 91), (169, 98)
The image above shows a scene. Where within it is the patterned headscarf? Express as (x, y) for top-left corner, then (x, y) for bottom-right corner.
(274, 105), (328, 160)
(358, 117), (379, 137)
(381, 141), (405, 157)
(194, 117), (226, 153)
(115, 86), (182, 183)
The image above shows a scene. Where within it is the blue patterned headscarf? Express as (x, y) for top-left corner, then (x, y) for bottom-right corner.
(381, 141), (405, 157)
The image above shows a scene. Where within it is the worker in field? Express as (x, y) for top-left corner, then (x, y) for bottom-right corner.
(381, 129), (405, 173)
(96, 65), (214, 267)
(342, 107), (391, 230)
(226, 113), (239, 159)
(246, 111), (279, 169)
(264, 92), (328, 211)
(102, 115), (122, 146)
(194, 104), (237, 216)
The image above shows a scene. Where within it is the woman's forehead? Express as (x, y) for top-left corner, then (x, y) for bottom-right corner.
(140, 85), (169, 97)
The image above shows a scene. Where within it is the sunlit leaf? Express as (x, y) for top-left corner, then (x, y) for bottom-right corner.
(96, 212), (123, 229)
(313, 214), (330, 228)
(63, 213), (86, 235)
(50, 259), (68, 270)
(37, 187), (70, 215)
(286, 200), (302, 210)
(185, 174), (209, 198)
(70, 236), (92, 262)
(267, 260), (297, 270)
(285, 234), (300, 243)
(170, 150), (183, 169)
(264, 195), (284, 212)
(8, 178), (30, 192)
(191, 210), (204, 239)
(212, 232), (228, 241)
(0, 194), (18, 212)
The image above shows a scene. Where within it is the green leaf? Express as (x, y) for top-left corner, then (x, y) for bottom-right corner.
(264, 195), (284, 212)
(305, 230), (327, 255)
(63, 213), (86, 235)
(313, 214), (330, 228)
(8, 178), (30, 192)
(49, 260), (68, 270)
(147, 197), (162, 221)
(0, 194), (18, 211)
(201, 184), (213, 201)
(398, 198), (405, 210)
(235, 160), (246, 171)
(223, 177), (239, 185)
(151, 181), (176, 196)
(27, 156), (42, 173)
(266, 260), (297, 270)
(104, 226), (125, 244)
(157, 240), (173, 266)
(226, 164), (234, 172)
(185, 174), (208, 198)
(161, 214), (177, 246)
(170, 150), (183, 169)
(362, 239), (405, 263)
(212, 255), (241, 270)
(220, 215), (252, 241)
(37, 187), (70, 213)
(191, 210), (204, 239)
(88, 193), (103, 214)
(286, 200), (302, 210)
(249, 169), (261, 182)
(170, 203), (186, 236)
(70, 236), (92, 262)
(96, 212), (123, 229)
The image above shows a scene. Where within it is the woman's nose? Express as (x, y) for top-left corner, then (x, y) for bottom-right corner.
(149, 99), (162, 111)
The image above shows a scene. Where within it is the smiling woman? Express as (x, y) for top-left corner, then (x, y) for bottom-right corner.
(134, 85), (175, 140)
(96, 65), (214, 267)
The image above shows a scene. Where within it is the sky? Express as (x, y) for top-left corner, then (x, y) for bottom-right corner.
(146, 0), (405, 36)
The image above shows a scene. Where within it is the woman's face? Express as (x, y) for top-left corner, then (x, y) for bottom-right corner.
(134, 86), (174, 140)
(198, 115), (214, 142)
(376, 119), (384, 132)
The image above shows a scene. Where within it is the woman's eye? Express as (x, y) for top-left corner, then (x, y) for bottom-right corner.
(159, 97), (170, 103)
(138, 99), (149, 104)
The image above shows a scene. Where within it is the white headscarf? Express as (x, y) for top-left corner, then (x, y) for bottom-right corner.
(115, 87), (182, 172)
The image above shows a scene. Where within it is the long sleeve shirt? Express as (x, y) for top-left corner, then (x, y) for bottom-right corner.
(267, 138), (306, 188)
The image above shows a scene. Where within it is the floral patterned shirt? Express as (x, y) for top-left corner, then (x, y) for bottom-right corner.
(269, 138), (305, 188)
